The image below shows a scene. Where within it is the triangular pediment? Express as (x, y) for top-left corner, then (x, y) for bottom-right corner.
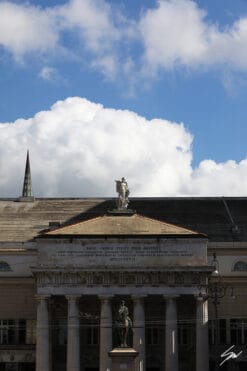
(44, 214), (203, 237)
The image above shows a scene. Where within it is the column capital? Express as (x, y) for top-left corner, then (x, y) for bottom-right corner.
(131, 295), (147, 302)
(35, 294), (50, 302)
(66, 294), (81, 301)
(98, 295), (114, 302)
(195, 294), (207, 302)
(163, 295), (179, 300)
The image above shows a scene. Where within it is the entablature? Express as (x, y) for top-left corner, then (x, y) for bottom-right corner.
(32, 267), (213, 291)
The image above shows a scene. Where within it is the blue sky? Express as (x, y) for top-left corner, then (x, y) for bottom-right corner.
(1, 0), (247, 197)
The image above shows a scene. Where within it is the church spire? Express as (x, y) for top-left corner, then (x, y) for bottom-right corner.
(20, 150), (34, 201)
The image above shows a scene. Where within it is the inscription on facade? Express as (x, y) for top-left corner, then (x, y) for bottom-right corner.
(57, 245), (193, 261)
(39, 238), (206, 268)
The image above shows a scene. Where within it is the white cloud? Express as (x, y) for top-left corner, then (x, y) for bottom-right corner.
(140, 0), (207, 71)
(187, 159), (247, 196)
(38, 66), (68, 85)
(139, 0), (247, 73)
(0, 96), (247, 197)
(39, 66), (58, 81)
(3, 0), (247, 81)
(0, 1), (59, 61)
(0, 0), (128, 77)
(59, 0), (119, 53)
(58, 0), (125, 76)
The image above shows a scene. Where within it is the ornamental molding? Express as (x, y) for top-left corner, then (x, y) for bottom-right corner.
(34, 270), (208, 288)
(0, 350), (35, 363)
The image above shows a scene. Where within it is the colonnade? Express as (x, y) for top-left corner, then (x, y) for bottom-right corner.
(36, 294), (209, 371)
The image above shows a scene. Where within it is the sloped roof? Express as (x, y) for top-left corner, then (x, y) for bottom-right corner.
(45, 213), (202, 236)
(0, 197), (246, 242)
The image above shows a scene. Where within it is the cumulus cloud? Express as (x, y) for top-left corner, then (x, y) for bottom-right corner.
(2, 0), (247, 81)
(0, 0), (129, 77)
(59, 0), (119, 53)
(0, 96), (247, 197)
(186, 159), (247, 196)
(0, 1), (59, 61)
(58, 0), (125, 76)
(139, 0), (247, 73)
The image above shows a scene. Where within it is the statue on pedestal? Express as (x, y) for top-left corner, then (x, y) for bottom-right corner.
(115, 177), (130, 209)
(117, 300), (132, 347)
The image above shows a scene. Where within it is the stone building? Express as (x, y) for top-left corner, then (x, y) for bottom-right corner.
(0, 154), (247, 371)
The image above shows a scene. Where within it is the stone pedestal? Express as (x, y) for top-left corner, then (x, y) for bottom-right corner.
(109, 348), (139, 371)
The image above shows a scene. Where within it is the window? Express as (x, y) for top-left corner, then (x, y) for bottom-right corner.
(53, 319), (67, 346)
(230, 319), (247, 345)
(233, 261), (247, 271)
(178, 323), (194, 346)
(209, 319), (227, 345)
(0, 320), (36, 345)
(86, 326), (99, 345)
(219, 319), (227, 344)
(5, 364), (18, 371)
(0, 364), (35, 371)
(0, 262), (11, 271)
(178, 326), (188, 345)
(0, 320), (15, 345)
(146, 327), (159, 345)
(25, 320), (36, 345)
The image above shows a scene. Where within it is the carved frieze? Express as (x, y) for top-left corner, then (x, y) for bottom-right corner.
(191, 273), (201, 285)
(167, 272), (175, 285)
(175, 273), (185, 285)
(34, 270), (209, 288)
(0, 350), (35, 363)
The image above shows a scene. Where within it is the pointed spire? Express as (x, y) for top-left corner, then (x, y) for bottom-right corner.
(19, 150), (34, 201)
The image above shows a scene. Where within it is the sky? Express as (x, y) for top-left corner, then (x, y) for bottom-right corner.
(1, 0), (247, 197)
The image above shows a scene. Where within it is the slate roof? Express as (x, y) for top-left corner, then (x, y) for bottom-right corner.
(0, 197), (246, 242)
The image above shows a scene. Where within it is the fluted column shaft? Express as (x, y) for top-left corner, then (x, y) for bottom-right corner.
(133, 296), (146, 371)
(99, 296), (113, 371)
(165, 296), (178, 371)
(66, 295), (80, 371)
(196, 296), (209, 371)
(36, 295), (50, 371)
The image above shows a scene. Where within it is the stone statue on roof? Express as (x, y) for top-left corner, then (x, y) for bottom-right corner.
(115, 177), (130, 209)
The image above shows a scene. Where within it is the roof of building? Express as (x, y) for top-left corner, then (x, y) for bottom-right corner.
(0, 197), (246, 242)
(45, 213), (202, 237)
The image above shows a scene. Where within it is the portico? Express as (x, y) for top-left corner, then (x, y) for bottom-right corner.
(33, 212), (212, 371)
(35, 291), (210, 371)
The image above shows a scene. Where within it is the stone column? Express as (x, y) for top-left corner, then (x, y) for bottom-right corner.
(164, 296), (178, 371)
(66, 295), (80, 371)
(36, 295), (50, 371)
(196, 296), (209, 371)
(132, 295), (146, 371)
(99, 295), (113, 371)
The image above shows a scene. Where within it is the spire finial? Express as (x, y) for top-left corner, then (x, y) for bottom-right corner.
(19, 150), (34, 201)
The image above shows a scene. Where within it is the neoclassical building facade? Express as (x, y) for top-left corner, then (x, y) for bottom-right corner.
(0, 159), (247, 371)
